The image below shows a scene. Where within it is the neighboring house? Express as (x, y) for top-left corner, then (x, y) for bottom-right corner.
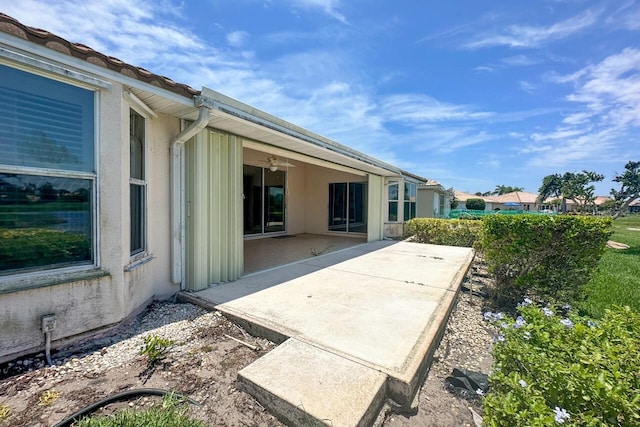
(492, 191), (540, 211)
(416, 179), (450, 219)
(630, 199), (640, 213)
(453, 191), (496, 211)
(0, 15), (432, 362)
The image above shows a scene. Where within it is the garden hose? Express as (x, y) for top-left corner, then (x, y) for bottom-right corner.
(52, 388), (202, 427)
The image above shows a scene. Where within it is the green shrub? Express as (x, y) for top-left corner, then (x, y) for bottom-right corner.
(406, 218), (482, 247)
(466, 198), (486, 211)
(481, 215), (612, 308)
(483, 303), (640, 426)
(0, 228), (91, 271)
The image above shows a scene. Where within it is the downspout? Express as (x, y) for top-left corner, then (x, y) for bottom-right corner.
(171, 105), (211, 289)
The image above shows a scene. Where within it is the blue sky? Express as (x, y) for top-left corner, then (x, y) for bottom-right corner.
(3, 0), (639, 195)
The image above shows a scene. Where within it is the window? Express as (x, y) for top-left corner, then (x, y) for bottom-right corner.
(404, 182), (417, 221)
(388, 183), (398, 221)
(0, 64), (95, 275)
(130, 109), (146, 255)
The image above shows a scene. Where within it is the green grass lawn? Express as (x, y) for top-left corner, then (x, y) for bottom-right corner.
(582, 215), (640, 318)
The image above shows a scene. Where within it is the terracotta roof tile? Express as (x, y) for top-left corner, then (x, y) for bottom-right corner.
(0, 13), (199, 99)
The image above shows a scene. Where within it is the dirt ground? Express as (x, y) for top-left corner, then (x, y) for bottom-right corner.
(0, 258), (494, 427)
(0, 308), (282, 427)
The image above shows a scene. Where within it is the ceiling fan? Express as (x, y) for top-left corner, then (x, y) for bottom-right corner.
(260, 156), (295, 172)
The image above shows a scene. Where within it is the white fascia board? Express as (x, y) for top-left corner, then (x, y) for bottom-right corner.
(0, 33), (193, 108)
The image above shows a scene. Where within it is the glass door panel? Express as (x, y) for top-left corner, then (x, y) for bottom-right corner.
(243, 165), (286, 235)
(264, 170), (285, 233)
(243, 165), (262, 235)
(328, 182), (366, 233)
(328, 182), (347, 232)
(348, 182), (367, 233)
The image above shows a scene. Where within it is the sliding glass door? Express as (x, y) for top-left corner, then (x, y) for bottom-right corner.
(243, 165), (286, 236)
(328, 182), (367, 233)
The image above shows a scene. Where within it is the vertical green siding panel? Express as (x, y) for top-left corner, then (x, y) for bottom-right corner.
(367, 174), (384, 242)
(229, 134), (244, 278)
(209, 131), (221, 284)
(186, 130), (211, 289)
(219, 133), (230, 281)
(185, 128), (244, 291)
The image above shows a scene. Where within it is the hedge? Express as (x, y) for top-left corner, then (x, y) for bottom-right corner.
(406, 218), (482, 248)
(481, 215), (612, 308)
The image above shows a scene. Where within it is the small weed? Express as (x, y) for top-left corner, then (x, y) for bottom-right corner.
(0, 404), (11, 421)
(200, 344), (213, 353)
(310, 245), (331, 256)
(38, 389), (60, 407)
(139, 334), (174, 364)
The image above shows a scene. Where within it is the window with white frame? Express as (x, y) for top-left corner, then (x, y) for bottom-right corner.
(388, 183), (399, 221)
(0, 63), (95, 275)
(129, 109), (146, 256)
(404, 182), (417, 221)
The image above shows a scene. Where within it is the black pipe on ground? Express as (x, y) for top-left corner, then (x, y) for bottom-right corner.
(52, 388), (202, 427)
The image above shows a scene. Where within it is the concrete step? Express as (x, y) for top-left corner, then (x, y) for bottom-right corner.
(238, 338), (387, 427)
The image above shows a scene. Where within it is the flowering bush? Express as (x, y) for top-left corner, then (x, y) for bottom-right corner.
(483, 303), (640, 426)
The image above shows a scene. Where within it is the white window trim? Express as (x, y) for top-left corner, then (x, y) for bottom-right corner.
(387, 182), (400, 223)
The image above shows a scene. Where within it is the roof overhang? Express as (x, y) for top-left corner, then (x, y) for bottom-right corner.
(198, 88), (402, 177)
(129, 85), (401, 177)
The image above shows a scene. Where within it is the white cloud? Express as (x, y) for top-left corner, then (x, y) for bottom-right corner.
(464, 9), (599, 49)
(287, 0), (347, 24)
(606, 2), (640, 30)
(525, 48), (640, 168)
(502, 54), (543, 67)
(378, 94), (493, 123)
(519, 81), (536, 93)
(531, 128), (586, 141)
(226, 31), (249, 47)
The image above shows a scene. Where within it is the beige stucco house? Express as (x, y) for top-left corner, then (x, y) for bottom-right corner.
(0, 14), (436, 362)
(492, 191), (540, 211)
(453, 190), (496, 211)
(416, 179), (450, 219)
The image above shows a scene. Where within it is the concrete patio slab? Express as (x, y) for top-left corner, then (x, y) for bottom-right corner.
(238, 338), (387, 427)
(187, 240), (474, 423)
